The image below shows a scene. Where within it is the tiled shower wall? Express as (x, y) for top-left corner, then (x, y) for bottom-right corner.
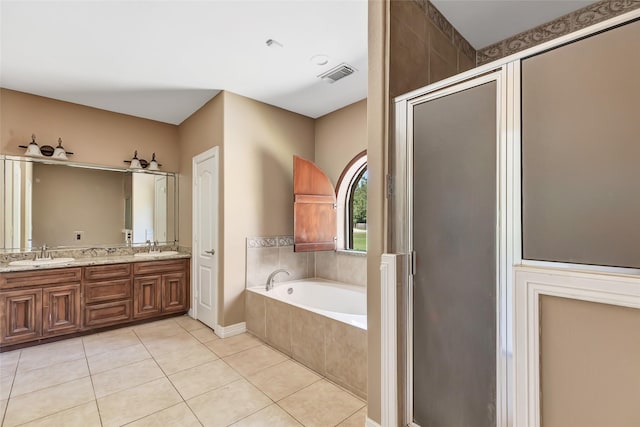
(245, 236), (367, 288)
(315, 251), (367, 287)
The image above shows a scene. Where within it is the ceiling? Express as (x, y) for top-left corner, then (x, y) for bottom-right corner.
(1, 1), (593, 125)
(431, 0), (595, 49)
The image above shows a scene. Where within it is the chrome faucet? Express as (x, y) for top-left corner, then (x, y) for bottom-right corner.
(266, 269), (290, 291)
(39, 244), (49, 260)
(146, 240), (160, 254)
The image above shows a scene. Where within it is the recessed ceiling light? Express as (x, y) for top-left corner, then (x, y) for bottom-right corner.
(311, 54), (329, 66)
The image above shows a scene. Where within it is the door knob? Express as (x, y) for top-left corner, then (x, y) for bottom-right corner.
(204, 249), (215, 255)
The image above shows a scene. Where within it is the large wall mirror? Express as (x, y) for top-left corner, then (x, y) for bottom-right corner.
(1, 156), (178, 251)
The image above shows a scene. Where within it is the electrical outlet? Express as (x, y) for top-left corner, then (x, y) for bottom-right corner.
(74, 231), (84, 241)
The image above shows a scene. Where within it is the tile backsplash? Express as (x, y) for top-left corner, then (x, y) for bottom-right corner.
(315, 250), (367, 287)
(245, 236), (367, 288)
(245, 236), (313, 288)
(0, 244), (182, 264)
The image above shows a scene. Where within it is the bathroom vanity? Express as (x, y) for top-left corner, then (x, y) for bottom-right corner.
(0, 256), (190, 350)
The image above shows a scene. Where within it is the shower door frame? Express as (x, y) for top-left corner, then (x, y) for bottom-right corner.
(391, 9), (640, 427)
(394, 67), (516, 427)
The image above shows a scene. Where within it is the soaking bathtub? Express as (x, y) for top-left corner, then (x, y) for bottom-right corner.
(248, 279), (367, 330)
(245, 278), (368, 398)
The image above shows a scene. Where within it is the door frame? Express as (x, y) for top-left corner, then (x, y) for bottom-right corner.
(399, 69), (512, 427)
(191, 146), (219, 326)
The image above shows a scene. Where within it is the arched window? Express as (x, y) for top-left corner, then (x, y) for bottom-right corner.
(336, 151), (367, 252)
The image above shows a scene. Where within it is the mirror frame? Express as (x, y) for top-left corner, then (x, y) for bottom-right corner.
(1, 154), (179, 252)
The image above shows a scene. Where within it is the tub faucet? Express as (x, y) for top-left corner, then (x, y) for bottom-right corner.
(266, 269), (290, 291)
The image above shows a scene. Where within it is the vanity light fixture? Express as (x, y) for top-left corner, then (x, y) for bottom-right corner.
(19, 134), (43, 157)
(127, 150), (142, 169)
(52, 138), (69, 160)
(147, 153), (160, 171)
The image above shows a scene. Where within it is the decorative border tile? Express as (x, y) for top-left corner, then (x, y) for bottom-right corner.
(247, 237), (278, 248)
(477, 0), (640, 65)
(246, 236), (294, 249)
(277, 236), (295, 247)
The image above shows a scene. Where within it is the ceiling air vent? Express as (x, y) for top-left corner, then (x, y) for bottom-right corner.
(318, 63), (356, 83)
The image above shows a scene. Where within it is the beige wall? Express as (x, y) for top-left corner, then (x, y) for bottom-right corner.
(367, 0), (389, 422)
(0, 89), (180, 171)
(178, 90), (315, 326)
(222, 91), (315, 325)
(32, 163), (126, 247)
(314, 99), (367, 186)
(177, 92), (225, 249)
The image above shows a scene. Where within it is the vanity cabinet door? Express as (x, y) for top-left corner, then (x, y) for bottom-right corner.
(133, 276), (162, 318)
(42, 284), (81, 336)
(162, 272), (187, 313)
(0, 289), (43, 344)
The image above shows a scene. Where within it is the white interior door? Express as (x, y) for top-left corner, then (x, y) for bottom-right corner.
(192, 147), (219, 330)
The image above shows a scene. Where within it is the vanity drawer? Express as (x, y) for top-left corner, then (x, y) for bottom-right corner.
(0, 268), (82, 290)
(133, 259), (187, 276)
(84, 300), (132, 327)
(84, 264), (131, 281)
(84, 278), (132, 304)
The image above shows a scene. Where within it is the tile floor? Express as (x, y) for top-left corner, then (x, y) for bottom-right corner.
(0, 316), (367, 427)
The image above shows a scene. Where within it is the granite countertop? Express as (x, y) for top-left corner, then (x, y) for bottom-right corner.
(0, 252), (191, 273)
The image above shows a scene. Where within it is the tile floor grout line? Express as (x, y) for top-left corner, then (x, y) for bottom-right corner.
(8, 400), (97, 427)
(335, 404), (367, 426)
(274, 401), (307, 427)
(1, 349), (20, 427)
(81, 336), (105, 427)
(92, 370), (166, 400)
(183, 396), (207, 427)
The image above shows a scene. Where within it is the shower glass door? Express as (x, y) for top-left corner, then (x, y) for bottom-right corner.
(411, 79), (498, 427)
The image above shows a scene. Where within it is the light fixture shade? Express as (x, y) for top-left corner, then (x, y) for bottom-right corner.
(52, 138), (68, 160)
(147, 152), (159, 171)
(24, 134), (42, 157)
(129, 150), (142, 169)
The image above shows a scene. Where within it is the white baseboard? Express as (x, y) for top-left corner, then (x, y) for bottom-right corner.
(214, 322), (246, 338)
(366, 417), (382, 427)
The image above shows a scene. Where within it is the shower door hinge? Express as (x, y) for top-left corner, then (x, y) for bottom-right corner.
(386, 174), (393, 199)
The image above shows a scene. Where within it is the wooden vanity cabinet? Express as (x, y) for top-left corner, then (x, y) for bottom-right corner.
(133, 259), (188, 318)
(0, 288), (42, 344)
(43, 284), (81, 336)
(133, 275), (162, 318)
(0, 268), (82, 345)
(83, 264), (133, 328)
(0, 257), (189, 349)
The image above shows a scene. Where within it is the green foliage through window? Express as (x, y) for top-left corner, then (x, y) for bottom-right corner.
(349, 169), (367, 251)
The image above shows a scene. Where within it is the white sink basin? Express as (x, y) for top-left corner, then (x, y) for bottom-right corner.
(9, 257), (75, 267)
(133, 251), (180, 258)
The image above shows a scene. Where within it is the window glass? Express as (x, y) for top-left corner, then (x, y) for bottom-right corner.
(348, 168), (367, 251)
(336, 152), (367, 252)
